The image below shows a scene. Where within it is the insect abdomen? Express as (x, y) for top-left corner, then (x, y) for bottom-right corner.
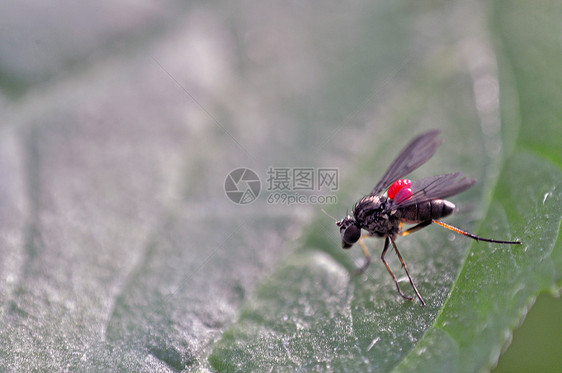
(397, 199), (455, 223)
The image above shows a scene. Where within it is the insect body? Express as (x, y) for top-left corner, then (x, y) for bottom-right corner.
(336, 130), (521, 305)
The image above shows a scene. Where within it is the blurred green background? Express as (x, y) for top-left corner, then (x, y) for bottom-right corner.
(0, 1), (559, 371)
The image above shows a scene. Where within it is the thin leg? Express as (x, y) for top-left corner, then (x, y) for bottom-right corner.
(380, 237), (414, 302)
(353, 235), (372, 275)
(390, 237), (426, 305)
(399, 220), (432, 237)
(432, 220), (521, 244)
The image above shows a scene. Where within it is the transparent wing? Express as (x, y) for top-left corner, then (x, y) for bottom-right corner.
(393, 172), (476, 208)
(371, 129), (442, 196)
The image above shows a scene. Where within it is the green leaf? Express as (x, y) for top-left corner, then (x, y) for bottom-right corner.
(393, 2), (562, 371)
(1, 1), (559, 372)
(209, 1), (562, 372)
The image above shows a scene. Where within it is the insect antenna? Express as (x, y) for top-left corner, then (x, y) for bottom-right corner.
(321, 208), (339, 223)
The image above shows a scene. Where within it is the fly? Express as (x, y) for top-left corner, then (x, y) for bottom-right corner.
(333, 130), (521, 305)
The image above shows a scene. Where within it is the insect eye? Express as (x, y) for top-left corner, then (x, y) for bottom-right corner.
(342, 224), (361, 249)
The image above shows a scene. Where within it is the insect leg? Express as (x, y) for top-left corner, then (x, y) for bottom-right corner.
(389, 237), (426, 305)
(380, 237), (414, 302)
(399, 220), (432, 237)
(353, 235), (372, 275)
(432, 220), (521, 244)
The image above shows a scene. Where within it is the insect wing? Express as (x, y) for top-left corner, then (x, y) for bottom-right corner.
(371, 129), (442, 196)
(393, 172), (476, 208)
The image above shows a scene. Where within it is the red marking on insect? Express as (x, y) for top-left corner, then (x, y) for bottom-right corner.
(387, 179), (412, 200)
(394, 187), (413, 203)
